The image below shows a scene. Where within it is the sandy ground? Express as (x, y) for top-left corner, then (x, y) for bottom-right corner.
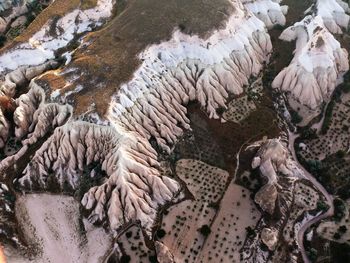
(197, 183), (261, 262)
(5, 193), (112, 263)
(161, 159), (229, 263)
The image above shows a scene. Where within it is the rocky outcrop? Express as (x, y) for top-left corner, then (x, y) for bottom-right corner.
(155, 241), (175, 263)
(107, 0), (274, 152)
(252, 138), (304, 181)
(18, 121), (180, 233)
(242, 138), (302, 259)
(242, 0), (288, 28)
(272, 15), (349, 111)
(13, 81), (72, 142)
(254, 183), (278, 215)
(0, 0), (114, 74)
(0, 0), (289, 245)
(273, 0), (349, 125)
(0, 108), (9, 148)
(0, 60), (58, 98)
(261, 227), (278, 251)
(0, 0), (28, 34)
(312, 0), (350, 34)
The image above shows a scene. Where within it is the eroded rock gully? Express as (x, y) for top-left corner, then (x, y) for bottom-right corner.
(0, 0), (346, 262)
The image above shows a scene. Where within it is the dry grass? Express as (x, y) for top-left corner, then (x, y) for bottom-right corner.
(14, 0), (81, 43)
(46, 0), (235, 115)
(5, 0), (236, 115)
(81, 0), (99, 10)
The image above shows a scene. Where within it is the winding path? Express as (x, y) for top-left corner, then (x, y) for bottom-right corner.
(288, 132), (334, 263)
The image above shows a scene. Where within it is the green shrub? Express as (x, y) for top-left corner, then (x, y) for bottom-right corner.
(198, 225), (211, 236)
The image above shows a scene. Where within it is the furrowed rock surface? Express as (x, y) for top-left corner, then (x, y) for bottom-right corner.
(0, 0), (114, 74)
(252, 138), (304, 214)
(0, 109), (9, 148)
(155, 241), (175, 263)
(242, 0), (288, 28)
(243, 138), (315, 262)
(0, 0), (28, 34)
(272, 15), (349, 112)
(0, 60), (58, 98)
(107, 0), (274, 152)
(0, 0), (292, 254)
(18, 121), (180, 233)
(313, 0), (350, 34)
(1, 0), (289, 237)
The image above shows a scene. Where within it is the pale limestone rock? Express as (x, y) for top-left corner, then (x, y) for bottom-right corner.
(107, 0), (273, 152)
(18, 121), (180, 234)
(242, 0), (288, 28)
(0, 60), (58, 98)
(254, 183), (278, 214)
(155, 242), (175, 263)
(0, 108), (9, 148)
(252, 138), (305, 213)
(261, 227), (278, 251)
(315, 0), (350, 34)
(0, 0), (28, 34)
(272, 16), (349, 110)
(14, 81), (72, 141)
(0, 0), (115, 73)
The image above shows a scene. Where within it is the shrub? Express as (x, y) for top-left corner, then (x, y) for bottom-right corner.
(290, 110), (302, 124)
(120, 255), (131, 263)
(307, 248), (318, 262)
(0, 35), (6, 47)
(316, 201), (329, 212)
(198, 225), (211, 236)
(339, 225), (347, 234)
(156, 228), (166, 239)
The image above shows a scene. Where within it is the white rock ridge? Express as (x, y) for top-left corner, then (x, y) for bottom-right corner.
(242, 0), (288, 28)
(252, 138), (305, 183)
(272, 15), (349, 110)
(0, 0), (115, 74)
(312, 0), (350, 34)
(107, 0), (274, 152)
(0, 0), (28, 34)
(3, 0), (286, 236)
(14, 81), (73, 143)
(0, 108), (9, 148)
(0, 60), (58, 98)
(18, 121), (180, 233)
(252, 138), (305, 214)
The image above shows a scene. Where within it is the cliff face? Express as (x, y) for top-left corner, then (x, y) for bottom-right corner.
(272, 0), (349, 123)
(0, 0), (344, 262)
(0, 0), (284, 238)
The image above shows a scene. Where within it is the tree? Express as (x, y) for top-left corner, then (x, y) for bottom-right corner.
(120, 255), (131, 263)
(245, 226), (255, 237)
(307, 248), (318, 262)
(198, 225), (211, 236)
(333, 232), (341, 240)
(317, 201), (329, 212)
(156, 228), (166, 239)
(339, 225), (347, 234)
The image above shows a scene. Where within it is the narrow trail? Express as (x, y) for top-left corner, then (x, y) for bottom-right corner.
(288, 132), (334, 263)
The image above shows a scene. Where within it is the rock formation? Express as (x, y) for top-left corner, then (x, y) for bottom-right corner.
(272, 15), (349, 111)
(155, 241), (175, 263)
(0, 0), (114, 74)
(261, 227), (278, 251)
(18, 121), (180, 233)
(107, 0), (275, 153)
(0, 0), (294, 256)
(242, 0), (288, 28)
(273, 0), (349, 124)
(0, 0), (29, 34)
(312, 0), (350, 34)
